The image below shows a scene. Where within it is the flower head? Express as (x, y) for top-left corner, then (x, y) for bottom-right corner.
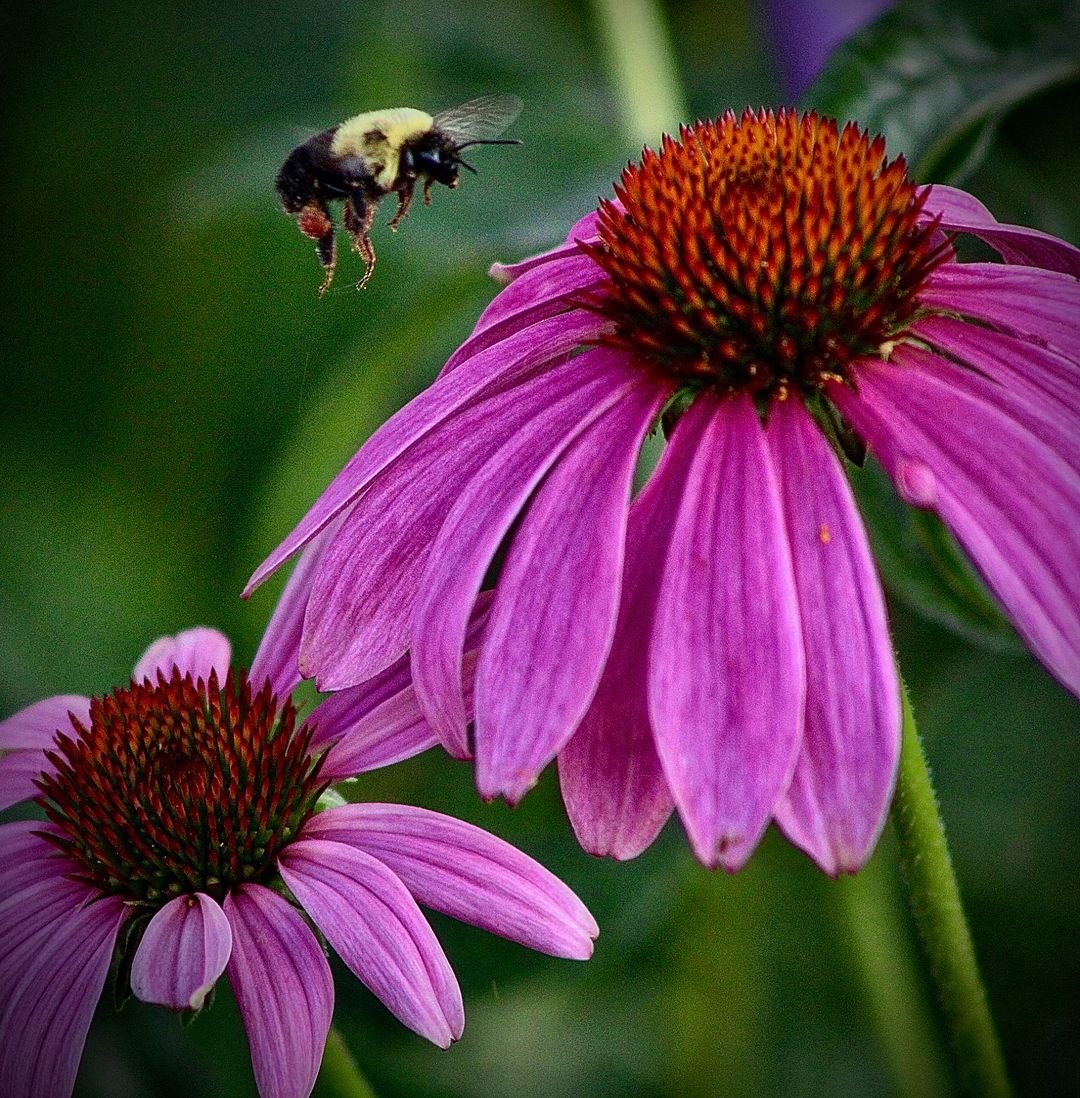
(579, 112), (944, 397)
(0, 542), (597, 1098)
(38, 667), (326, 905)
(248, 108), (1080, 877)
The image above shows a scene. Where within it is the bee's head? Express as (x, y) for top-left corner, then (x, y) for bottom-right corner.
(403, 131), (522, 188)
(402, 134), (462, 188)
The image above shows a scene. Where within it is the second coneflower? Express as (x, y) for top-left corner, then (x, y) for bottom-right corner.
(249, 107), (1080, 875)
(0, 539), (596, 1098)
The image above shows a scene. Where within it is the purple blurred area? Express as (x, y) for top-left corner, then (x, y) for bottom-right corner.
(759, 0), (896, 99)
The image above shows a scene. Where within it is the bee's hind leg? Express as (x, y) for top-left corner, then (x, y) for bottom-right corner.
(344, 192), (377, 289)
(295, 200), (338, 295)
(315, 231), (337, 296)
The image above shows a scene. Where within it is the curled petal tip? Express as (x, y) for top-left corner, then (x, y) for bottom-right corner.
(311, 665), (358, 693)
(895, 457), (938, 507)
(442, 736), (474, 763)
(477, 769), (539, 807)
(570, 925), (599, 960)
(438, 1014), (465, 1049)
(833, 845), (871, 877)
(690, 829), (756, 874)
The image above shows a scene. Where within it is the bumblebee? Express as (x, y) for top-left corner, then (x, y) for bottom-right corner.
(276, 94), (522, 293)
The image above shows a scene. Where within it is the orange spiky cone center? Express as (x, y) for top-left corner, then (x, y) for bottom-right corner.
(580, 108), (946, 401)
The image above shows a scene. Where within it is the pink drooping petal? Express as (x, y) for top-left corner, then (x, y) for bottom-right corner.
(564, 208), (603, 244)
(0, 823), (67, 902)
(279, 839), (464, 1048)
(0, 878), (125, 1098)
(921, 262), (1080, 361)
(132, 628), (231, 687)
(307, 656), (413, 750)
(486, 210), (602, 284)
(560, 373), (749, 860)
(318, 663), (456, 781)
(0, 831), (94, 969)
(442, 298), (606, 381)
(919, 184), (1080, 275)
(649, 394), (806, 870)
(302, 345), (620, 692)
(410, 348), (642, 760)
(302, 803), (599, 959)
(0, 750), (53, 812)
(475, 377), (670, 801)
(0, 696), (90, 810)
(245, 310), (601, 597)
(766, 398), (900, 875)
(832, 357), (1080, 697)
(0, 695), (91, 751)
(249, 520), (342, 699)
(307, 591), (494, 759)
(898, 331), (1080, 531)
(0, 881), (97, 972)
(130, 893), (233, 1012)
(224, 884), (333, 1098)
(558, 426), (695, 860)
(487, 244), (597, 285)
(0, 878), (103, 985)
(443, 261), (605, 375)
(488, 245), (579, 283)
(914, 314), (1080, 427)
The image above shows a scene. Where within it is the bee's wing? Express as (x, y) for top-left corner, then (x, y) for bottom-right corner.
(433, 94), (523, 143)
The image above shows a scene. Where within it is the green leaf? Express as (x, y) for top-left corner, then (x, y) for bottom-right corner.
(848, 459), (1023, 652)
(806, 0), (1080, 182)
(109, 908), (154, 1012)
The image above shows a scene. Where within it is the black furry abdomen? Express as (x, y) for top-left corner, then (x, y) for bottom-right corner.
(275, 126), (353, 212)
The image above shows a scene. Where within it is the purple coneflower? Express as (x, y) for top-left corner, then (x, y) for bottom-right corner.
(248, 107), (1080, 876)
(0, 546), (597, 1098)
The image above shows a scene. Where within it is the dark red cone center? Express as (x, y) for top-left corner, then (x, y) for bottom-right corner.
(37, 667), (326, 905)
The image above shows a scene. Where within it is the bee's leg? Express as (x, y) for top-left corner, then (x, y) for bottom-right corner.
(423, 177), (435, 206)
(344, 192), (377, 289)
(315, 231), (337, 296)
(388, 177), (416, 231)
(295, 200), (337, 294)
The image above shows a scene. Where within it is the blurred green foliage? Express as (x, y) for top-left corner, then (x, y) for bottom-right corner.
(2, 1), (1078, 1096)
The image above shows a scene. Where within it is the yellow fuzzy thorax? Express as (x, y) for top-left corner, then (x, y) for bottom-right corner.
(332, 108), (435, 189)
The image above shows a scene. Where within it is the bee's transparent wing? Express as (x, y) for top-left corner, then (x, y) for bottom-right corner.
(433, 94), (523, 144)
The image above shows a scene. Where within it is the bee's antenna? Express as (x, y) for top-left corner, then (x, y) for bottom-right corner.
(453, 138), (524, 151)
(457, 158), (479, 174)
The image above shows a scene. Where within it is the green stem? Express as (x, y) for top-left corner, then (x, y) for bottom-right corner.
(891, 682), (1011, 1098)
(315, 1027), (376, 1098)
(589, 0), (689, 148)
(835, 848), (951, 1098)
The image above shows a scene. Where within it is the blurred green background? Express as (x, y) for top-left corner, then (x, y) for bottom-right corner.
(2, 1), (1078, 1095)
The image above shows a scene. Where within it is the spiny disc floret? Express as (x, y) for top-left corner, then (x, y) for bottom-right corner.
(580, 108), (945, 399)
(37, 668), (326, 905)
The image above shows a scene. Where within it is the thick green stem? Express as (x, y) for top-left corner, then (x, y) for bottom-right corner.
(315, 1027), (376, 1098)
(891, 683), (1011, 1098)
(835, 850), (951, 1098)
(590, 0), (688, 148)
